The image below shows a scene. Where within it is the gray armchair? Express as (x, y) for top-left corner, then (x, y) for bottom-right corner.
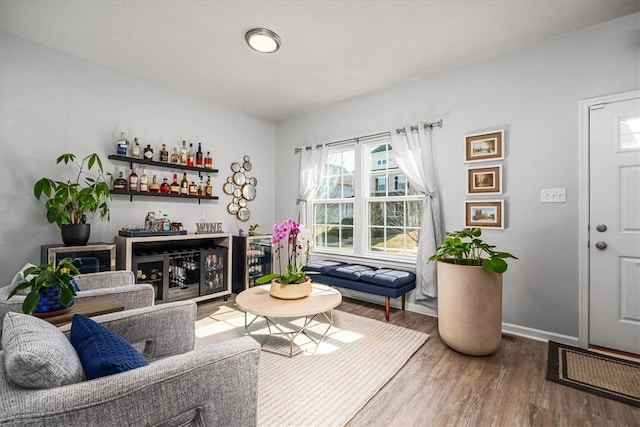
(0, 270), (155, 347)
(0, 300), (261, 426)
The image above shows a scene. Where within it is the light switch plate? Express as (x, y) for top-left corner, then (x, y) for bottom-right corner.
(541, 188), (566, 203)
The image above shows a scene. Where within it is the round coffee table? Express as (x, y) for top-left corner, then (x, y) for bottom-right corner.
(236, 283), (342, 357)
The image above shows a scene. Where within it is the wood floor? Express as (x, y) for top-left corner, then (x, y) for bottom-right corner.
(196, 295), (640, 427)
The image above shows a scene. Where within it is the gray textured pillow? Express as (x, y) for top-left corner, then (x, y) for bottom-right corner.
(2, 312), (85, 389)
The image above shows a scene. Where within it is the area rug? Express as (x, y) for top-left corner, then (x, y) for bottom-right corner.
(195, 306), (429, 426)
(546, 341), (640, 407)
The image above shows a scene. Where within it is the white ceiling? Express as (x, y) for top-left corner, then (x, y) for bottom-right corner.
(1, 1), (638, 122)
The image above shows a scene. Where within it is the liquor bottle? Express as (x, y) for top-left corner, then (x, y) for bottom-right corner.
(160, 177), (171, 194)
(132, 138), (141, 158)
(195, 142), (204, 167)
(188, 181), (198, 196)
(143, 144), (154, 161)
(205, 175), (213, 197)
(204, 151), (213, 169)
(187, 143), (195, 167)
(198, 176), (205, 196)
(171, 147), (180, 164)
(139, 167), (149, 192)
(159, 144), (169, 162)
(128, 167), (138, 191)
(170, 173), (180, 194)
(149, 175), (160, 192)
(180, 172), (189, 195)
(113, 171), (128, 190)
(116, 132), (129, 156)
(180, 140), (188, 164)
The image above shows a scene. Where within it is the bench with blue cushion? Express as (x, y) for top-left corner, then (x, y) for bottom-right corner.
(303, 260), (416, 321)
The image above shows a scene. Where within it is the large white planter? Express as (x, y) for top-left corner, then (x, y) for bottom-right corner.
(437, 261), (502, 356)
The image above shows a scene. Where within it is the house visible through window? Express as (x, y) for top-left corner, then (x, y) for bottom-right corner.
(311, 134), (424, 260)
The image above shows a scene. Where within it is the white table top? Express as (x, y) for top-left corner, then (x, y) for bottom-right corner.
(236, 284), (342, 318)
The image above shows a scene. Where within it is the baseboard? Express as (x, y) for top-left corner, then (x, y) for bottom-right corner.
(339, 289), (579, 345)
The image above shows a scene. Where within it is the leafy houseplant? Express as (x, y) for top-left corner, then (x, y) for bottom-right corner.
(34, 153), (111, 246)
(429, 227), (517, 274)
(34, 153), (111, 226)
(429, 228), (517, 356)
(256, 218), (313, 285)
(7, 258), (80, 315)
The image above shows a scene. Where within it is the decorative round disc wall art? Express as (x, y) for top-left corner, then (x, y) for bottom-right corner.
(224, 155), (257, 221)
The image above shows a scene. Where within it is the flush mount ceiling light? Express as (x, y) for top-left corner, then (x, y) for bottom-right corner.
(245, 28), (281, 53)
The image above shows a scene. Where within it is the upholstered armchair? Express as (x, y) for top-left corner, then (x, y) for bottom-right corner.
(0, 300), (261, 426)
(0, 270), (154, 347)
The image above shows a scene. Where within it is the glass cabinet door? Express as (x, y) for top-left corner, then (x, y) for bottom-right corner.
(201, 249), (227, 295)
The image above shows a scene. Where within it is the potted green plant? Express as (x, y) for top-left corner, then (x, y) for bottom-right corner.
(429, 228), (517, 356)
(34, 153), (112, 246)
(255, 219), (314, 299)
(7, 258), (80, 316)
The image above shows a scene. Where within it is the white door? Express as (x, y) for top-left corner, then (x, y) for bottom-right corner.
(589, 95), (640, 355)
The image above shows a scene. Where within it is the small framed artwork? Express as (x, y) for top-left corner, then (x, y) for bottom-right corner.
(467, 165), (502, 195)
(465, 200), (504, 229)
(465, 130), (504, 163)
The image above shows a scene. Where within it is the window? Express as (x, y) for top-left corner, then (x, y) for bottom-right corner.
(313, 147), (355, 251)
(310, 134), (424, 260)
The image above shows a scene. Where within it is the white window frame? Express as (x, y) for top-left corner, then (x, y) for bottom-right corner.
(309, 134), (423, 264)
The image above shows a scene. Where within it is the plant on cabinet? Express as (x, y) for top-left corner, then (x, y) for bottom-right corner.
(33, 153), (111, 246)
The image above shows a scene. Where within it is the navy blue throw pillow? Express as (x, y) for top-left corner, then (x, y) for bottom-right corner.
(70, 314), (148, 380)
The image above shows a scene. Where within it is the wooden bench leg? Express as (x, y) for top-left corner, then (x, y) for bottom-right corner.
(402, 294), (406, 311)
(385, 297), (390, 321)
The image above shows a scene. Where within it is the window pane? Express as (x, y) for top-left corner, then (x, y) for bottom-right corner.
(369, 227), (385, 251)
(314, 225), (327, 248)
(314, 204), (326, 224)
(407, 201), (423, 227)
(369, 201), (384, 226)
(386, 201), (405, 227)
(327, 203), (340, 224)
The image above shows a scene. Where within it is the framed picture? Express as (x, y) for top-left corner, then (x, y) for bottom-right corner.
(465, 130), (504, 163)
(465, 200), (504, 229)
(467, 165), (502, 195)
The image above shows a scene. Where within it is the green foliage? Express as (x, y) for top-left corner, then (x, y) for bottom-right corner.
(429, 228), (517, 274)
(33, 153), (112, 228)
(7, 258), (80, 314)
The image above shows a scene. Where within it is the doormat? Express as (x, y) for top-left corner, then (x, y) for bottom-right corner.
(546, 341), (640, 408)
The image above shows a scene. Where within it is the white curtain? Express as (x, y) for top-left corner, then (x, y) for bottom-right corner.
(391, 125), (443, 299)
(296, 145), (328, 226)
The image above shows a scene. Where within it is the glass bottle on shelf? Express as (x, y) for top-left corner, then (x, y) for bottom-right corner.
(139, 167), (149, 192)
(128, 167), (138, 191)
(160, 177), (170, 194)
(149, 175), (160, 192)
(180, 140), (188, 165)
(204, 151), (213, 169)
(143, 144), (154, 161)
(170, 173), (180, 194)
(196, 142), (204, 167)
(113, 171), (128, 190)
(188, 181), (198, 196)
(132, 137), (141, 158)
(171, 147), (180, 164)
(198, 176), (205, 196)
(116, 132), (129, 156)
(187, 143), (195, 167)
(159, 144), (169, 162)
(205, 175), (213, 197)
(180, 173), (189, 195)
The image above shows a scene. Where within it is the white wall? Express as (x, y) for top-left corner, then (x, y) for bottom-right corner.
(0, 33), (276, 276)
(275, 13), (640, 339)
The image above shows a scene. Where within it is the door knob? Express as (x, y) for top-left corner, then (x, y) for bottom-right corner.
(595, 241), (607, 250)
(595, 224), (607, 232)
